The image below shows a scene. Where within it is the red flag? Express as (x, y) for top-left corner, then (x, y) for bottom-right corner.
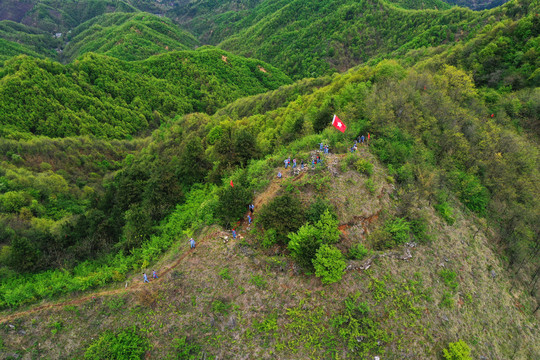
(332, 114), (346, 133)
(230, 180), (234, 187)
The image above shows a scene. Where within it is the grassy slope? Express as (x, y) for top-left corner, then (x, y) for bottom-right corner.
(0, 149), (537, 359)
(62, 12), (200, 62)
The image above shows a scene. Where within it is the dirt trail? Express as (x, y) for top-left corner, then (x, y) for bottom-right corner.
(0, 231), (222, 324)
(0, 150), (345, 324)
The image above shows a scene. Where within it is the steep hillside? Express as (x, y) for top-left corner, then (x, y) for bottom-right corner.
(62, 12), (200, 62)
(418, 11), (540, 89)
(216, 0), (488, 79)
(0, 20), (60, 59)
(0, 60), (537, 359)
(0, 48), (291, 138)
(0, 0), (139, 33)
(0, 142), (538, 359)
(0, 38), (43, 62)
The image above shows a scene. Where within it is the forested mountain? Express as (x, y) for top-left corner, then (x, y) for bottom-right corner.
(62, 12), (199, 62)
(0, 38), (43, 62)
(0, 0), (538, 359)
(0, 20), (60, 59)
(0, 48), (291, 138)
(0, 0), (139, 33)
(217, 0), (535, 80)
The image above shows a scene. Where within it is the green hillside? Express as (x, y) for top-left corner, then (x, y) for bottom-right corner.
(0, 38), (43, 62)
(0, 48), (291, 138)
(0, 0), (538, 359)
(62, 12), (200, 62)
(0, 60), (538, 359)
(0, 0), (139, 33)
(216, 0), (487, 79)
(0, 20), (60, 59)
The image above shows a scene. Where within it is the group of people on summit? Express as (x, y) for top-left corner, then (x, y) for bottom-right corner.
(145, 132), (372, 284)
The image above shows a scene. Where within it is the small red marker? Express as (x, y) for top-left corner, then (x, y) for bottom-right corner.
(491, 114), (494, 118)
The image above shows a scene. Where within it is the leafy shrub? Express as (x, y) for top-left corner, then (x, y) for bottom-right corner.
(439, 269), (458, 290)
(333, 295), (390, 357)
(85, 326), (149, 360)
(219, 268), (232, 281)
(249, 274), (267, 289)
(385, 217), (411, 246)
(259, 194), (305, 244)
(105, 295), (126, 311)
(370, 217), (412, 249)
(211, 300), (231, 315)
(440, 291), (454, 309)
(354, 159), (374, 176)
(313, 245), (347, 284)
(365, 178), (376, 194)
(435, 201), (456, 225)
(443, 340), (472, 360)
(261, 228), (278, 248)
(348, 243), (370, 260)
(434, 191), (456, 225)
(449, 171), (489, 215)
(48, 321), (63, 335)
(172, 336), (204, 360)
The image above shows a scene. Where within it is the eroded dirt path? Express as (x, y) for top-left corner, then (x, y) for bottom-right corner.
(0, 230), (223, 324)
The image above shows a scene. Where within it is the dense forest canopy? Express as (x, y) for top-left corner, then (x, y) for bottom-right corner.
(0, 48), (291, 138)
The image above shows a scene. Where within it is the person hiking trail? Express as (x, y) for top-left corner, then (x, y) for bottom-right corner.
(284, 158), (289, 169)
(232, 229), (237, 239)
(277, 171), (282, 179)
(152, 270), (158, 279)
(143, 273), (149, 283)
(248, 215), (252, 224)
(189, 238), (196, 249)
(293, 158), (297, 168)
(249, 204), (254, 214)
(361, 135), (365, 143)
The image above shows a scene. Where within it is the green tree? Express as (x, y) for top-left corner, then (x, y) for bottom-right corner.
(215, 182), (252, 228)
(258, 194), (305, 244)
(288, 210), (340, 271)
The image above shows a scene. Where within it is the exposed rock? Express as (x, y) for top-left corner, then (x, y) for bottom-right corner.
(18, 330), (26, 335)
(226, 315), (237, 329)
(490, 270), (496, 278)
(347, 258), (373, 271)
